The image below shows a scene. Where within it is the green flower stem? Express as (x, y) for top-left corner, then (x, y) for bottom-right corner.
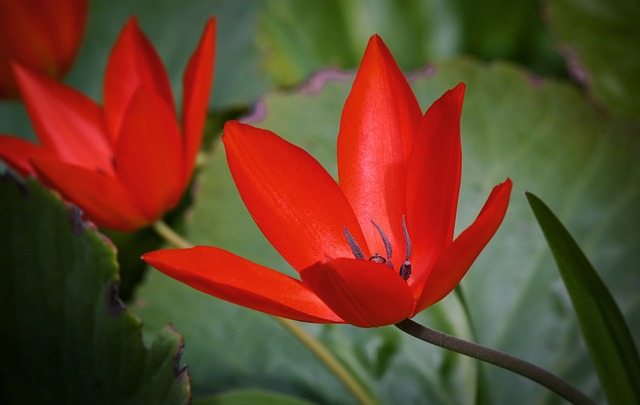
(153, 220), (192, 249)
(274, 317), (376, 405)
(395, 318), (596, 405)
(152, 219), (377, 405)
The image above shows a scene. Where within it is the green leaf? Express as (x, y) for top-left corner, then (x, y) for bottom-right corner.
(193, 390), (317, 405)
(526, 192), (640, 405)
(547, 0), (640, 119)
(258, 0), (564, 87)
(0, 176), (190, 404)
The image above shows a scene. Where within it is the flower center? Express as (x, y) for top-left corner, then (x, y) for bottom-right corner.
(343, 216), (412, 281)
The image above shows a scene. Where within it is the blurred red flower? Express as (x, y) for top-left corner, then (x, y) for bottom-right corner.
(0, 17), (216, 231)
(144, 35), (512, 327)
(0, 0), (88, 99)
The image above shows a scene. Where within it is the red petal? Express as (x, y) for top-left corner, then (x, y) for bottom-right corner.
(114, 88), (184, 220)
(0, 136), (53, 177)
(182, 18), (216, 185)
(31, 158), (148, 231)
(406, 83), (465, 272)
(337, 35), (422, 257)
(142, 246), (342, 323)
(103, 17), (175, 143)
(300, 258), (415, 327)
(12, 64), (113, 173)
(413, 179), (513, 313)
(223, 121), (367, 271)
(0, 0), (51, 98)
(44, 0), (88, 74)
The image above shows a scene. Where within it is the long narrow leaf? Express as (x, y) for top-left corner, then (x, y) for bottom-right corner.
(526, 192), (640, 404)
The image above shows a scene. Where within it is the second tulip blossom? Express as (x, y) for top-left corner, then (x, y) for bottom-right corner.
(0, 0), (88, 99)
(0, 17), (216, 231)
(144, 35), (512, 327)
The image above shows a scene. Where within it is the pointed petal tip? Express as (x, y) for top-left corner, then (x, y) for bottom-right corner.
(451, 83), (466, 100)
(368, 33), (384, 45)
(363, 34), (392, 59)
(204, 16), (217, 33)
(119, 17), (148, 51)
(493, 177), (514, 202)
(478, 177), (513, 217)
(224, 119), (240, 128)
(118, 16), (141, 41)
(445, 82), (466, 107)
(141, 248), (169, 264)
(124, 15), (139, 29)
(222, 120), (248, 138)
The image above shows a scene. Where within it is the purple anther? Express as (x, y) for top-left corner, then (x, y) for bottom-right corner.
(399, 261), (412, 280)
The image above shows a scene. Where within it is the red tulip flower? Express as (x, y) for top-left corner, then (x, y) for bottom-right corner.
(0, 0), (88, 99)
(143, 35), (512, 327)
(0, 17), (216, 231)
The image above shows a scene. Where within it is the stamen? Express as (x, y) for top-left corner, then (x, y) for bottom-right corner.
(371, 220), (392, 260)
(399, 216), (412, 280)
(399, 261), (412, 280)
(343, 227), (365, 260)
(402, 215), (412, 261)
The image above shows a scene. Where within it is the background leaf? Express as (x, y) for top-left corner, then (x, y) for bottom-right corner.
(547, 0), (640, 119)
(258, 0), (564, 87)
(0, 176), (190, 404)
(526, 192), (640, 405)
(192, 390), (317, 405)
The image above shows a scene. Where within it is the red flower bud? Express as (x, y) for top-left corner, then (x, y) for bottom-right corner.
(0, 0), (88, 99)
(0, 17), (216, 231)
